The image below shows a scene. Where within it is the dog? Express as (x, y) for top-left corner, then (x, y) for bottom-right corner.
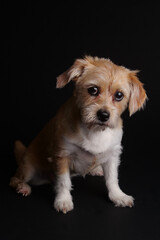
(10, 56), (147, 213)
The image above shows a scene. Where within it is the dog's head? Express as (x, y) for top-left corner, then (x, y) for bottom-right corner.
(57, 56), (147, 130)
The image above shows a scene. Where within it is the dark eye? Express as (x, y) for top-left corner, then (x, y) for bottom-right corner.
(88, 86), (100, 96)
(114, 91), (124, 101)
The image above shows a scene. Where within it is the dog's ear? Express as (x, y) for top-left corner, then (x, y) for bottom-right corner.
(56, 59), (87, 88)
(128, 71), (147, 116)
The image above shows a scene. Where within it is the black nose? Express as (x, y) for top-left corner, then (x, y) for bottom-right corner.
(97, 110), (110, 122)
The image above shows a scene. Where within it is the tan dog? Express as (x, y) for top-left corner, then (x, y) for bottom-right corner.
(10, 56), (147, 213)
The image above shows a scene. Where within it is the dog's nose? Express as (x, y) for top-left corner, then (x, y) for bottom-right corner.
(97, 110), (110, 122)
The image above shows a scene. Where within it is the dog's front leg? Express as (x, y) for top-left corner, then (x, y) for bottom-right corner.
(102, 154), (134, 208)
(54, 158), (73, 214)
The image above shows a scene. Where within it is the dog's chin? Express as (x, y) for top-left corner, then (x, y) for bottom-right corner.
(86, 121), (113, 131)
(95, 123), (108, 131)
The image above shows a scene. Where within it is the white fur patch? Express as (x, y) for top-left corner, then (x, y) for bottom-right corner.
(79, 125), (123, 155)
(63, 125), (122, 175)
(54, 172), (73, 214)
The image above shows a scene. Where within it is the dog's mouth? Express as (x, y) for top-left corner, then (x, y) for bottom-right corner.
(81, 111), (115, 130)
(95, 118), (117, 129)
(86, 121), (111, 130)
(97, 121), (110, 129)
(97, 122), (107, 126)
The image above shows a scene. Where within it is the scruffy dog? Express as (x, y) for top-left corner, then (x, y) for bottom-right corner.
(10, 56), (147, 213)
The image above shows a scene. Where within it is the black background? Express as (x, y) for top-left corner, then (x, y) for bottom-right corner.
(1, 1), (160, 240)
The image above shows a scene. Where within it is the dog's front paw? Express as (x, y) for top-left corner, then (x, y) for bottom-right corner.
(54, 193), (74, 214)
(109, 192), (134, 208)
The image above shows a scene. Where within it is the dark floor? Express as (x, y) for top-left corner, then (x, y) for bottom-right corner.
(1, 149), (160, 240)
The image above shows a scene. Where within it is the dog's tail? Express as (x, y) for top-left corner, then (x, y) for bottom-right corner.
(14, 140), (26, 165)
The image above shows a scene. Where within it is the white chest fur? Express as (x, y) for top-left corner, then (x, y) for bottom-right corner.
(78, 126), (123, 155)
(64, 125), (123, 175)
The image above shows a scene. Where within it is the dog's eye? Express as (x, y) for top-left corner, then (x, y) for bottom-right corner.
(88, 86), (100, 96)
(114, 91), (124, 101)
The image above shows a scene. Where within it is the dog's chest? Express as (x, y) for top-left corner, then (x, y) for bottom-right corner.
(79, 127), (122, 155)
(69, 145), (95, 175)
(65, 127), (122, 174)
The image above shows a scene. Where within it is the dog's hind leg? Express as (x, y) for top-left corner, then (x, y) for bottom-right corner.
(10, 161), (35, 196)
(9, 141), (35, 196)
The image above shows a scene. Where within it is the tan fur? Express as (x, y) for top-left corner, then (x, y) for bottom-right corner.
(128, 71), (147, 115)
(14, 140), (26, 164)
(10, 56), (147, 208)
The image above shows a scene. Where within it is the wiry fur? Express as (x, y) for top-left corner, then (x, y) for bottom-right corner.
(10, 56), (147, 213)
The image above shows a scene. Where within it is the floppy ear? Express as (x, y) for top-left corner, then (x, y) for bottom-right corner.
(56, 58), (87, 88)
(128, 71), (147, 116)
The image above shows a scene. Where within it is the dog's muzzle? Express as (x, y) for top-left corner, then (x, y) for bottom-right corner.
(97, 109), (110, 122)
